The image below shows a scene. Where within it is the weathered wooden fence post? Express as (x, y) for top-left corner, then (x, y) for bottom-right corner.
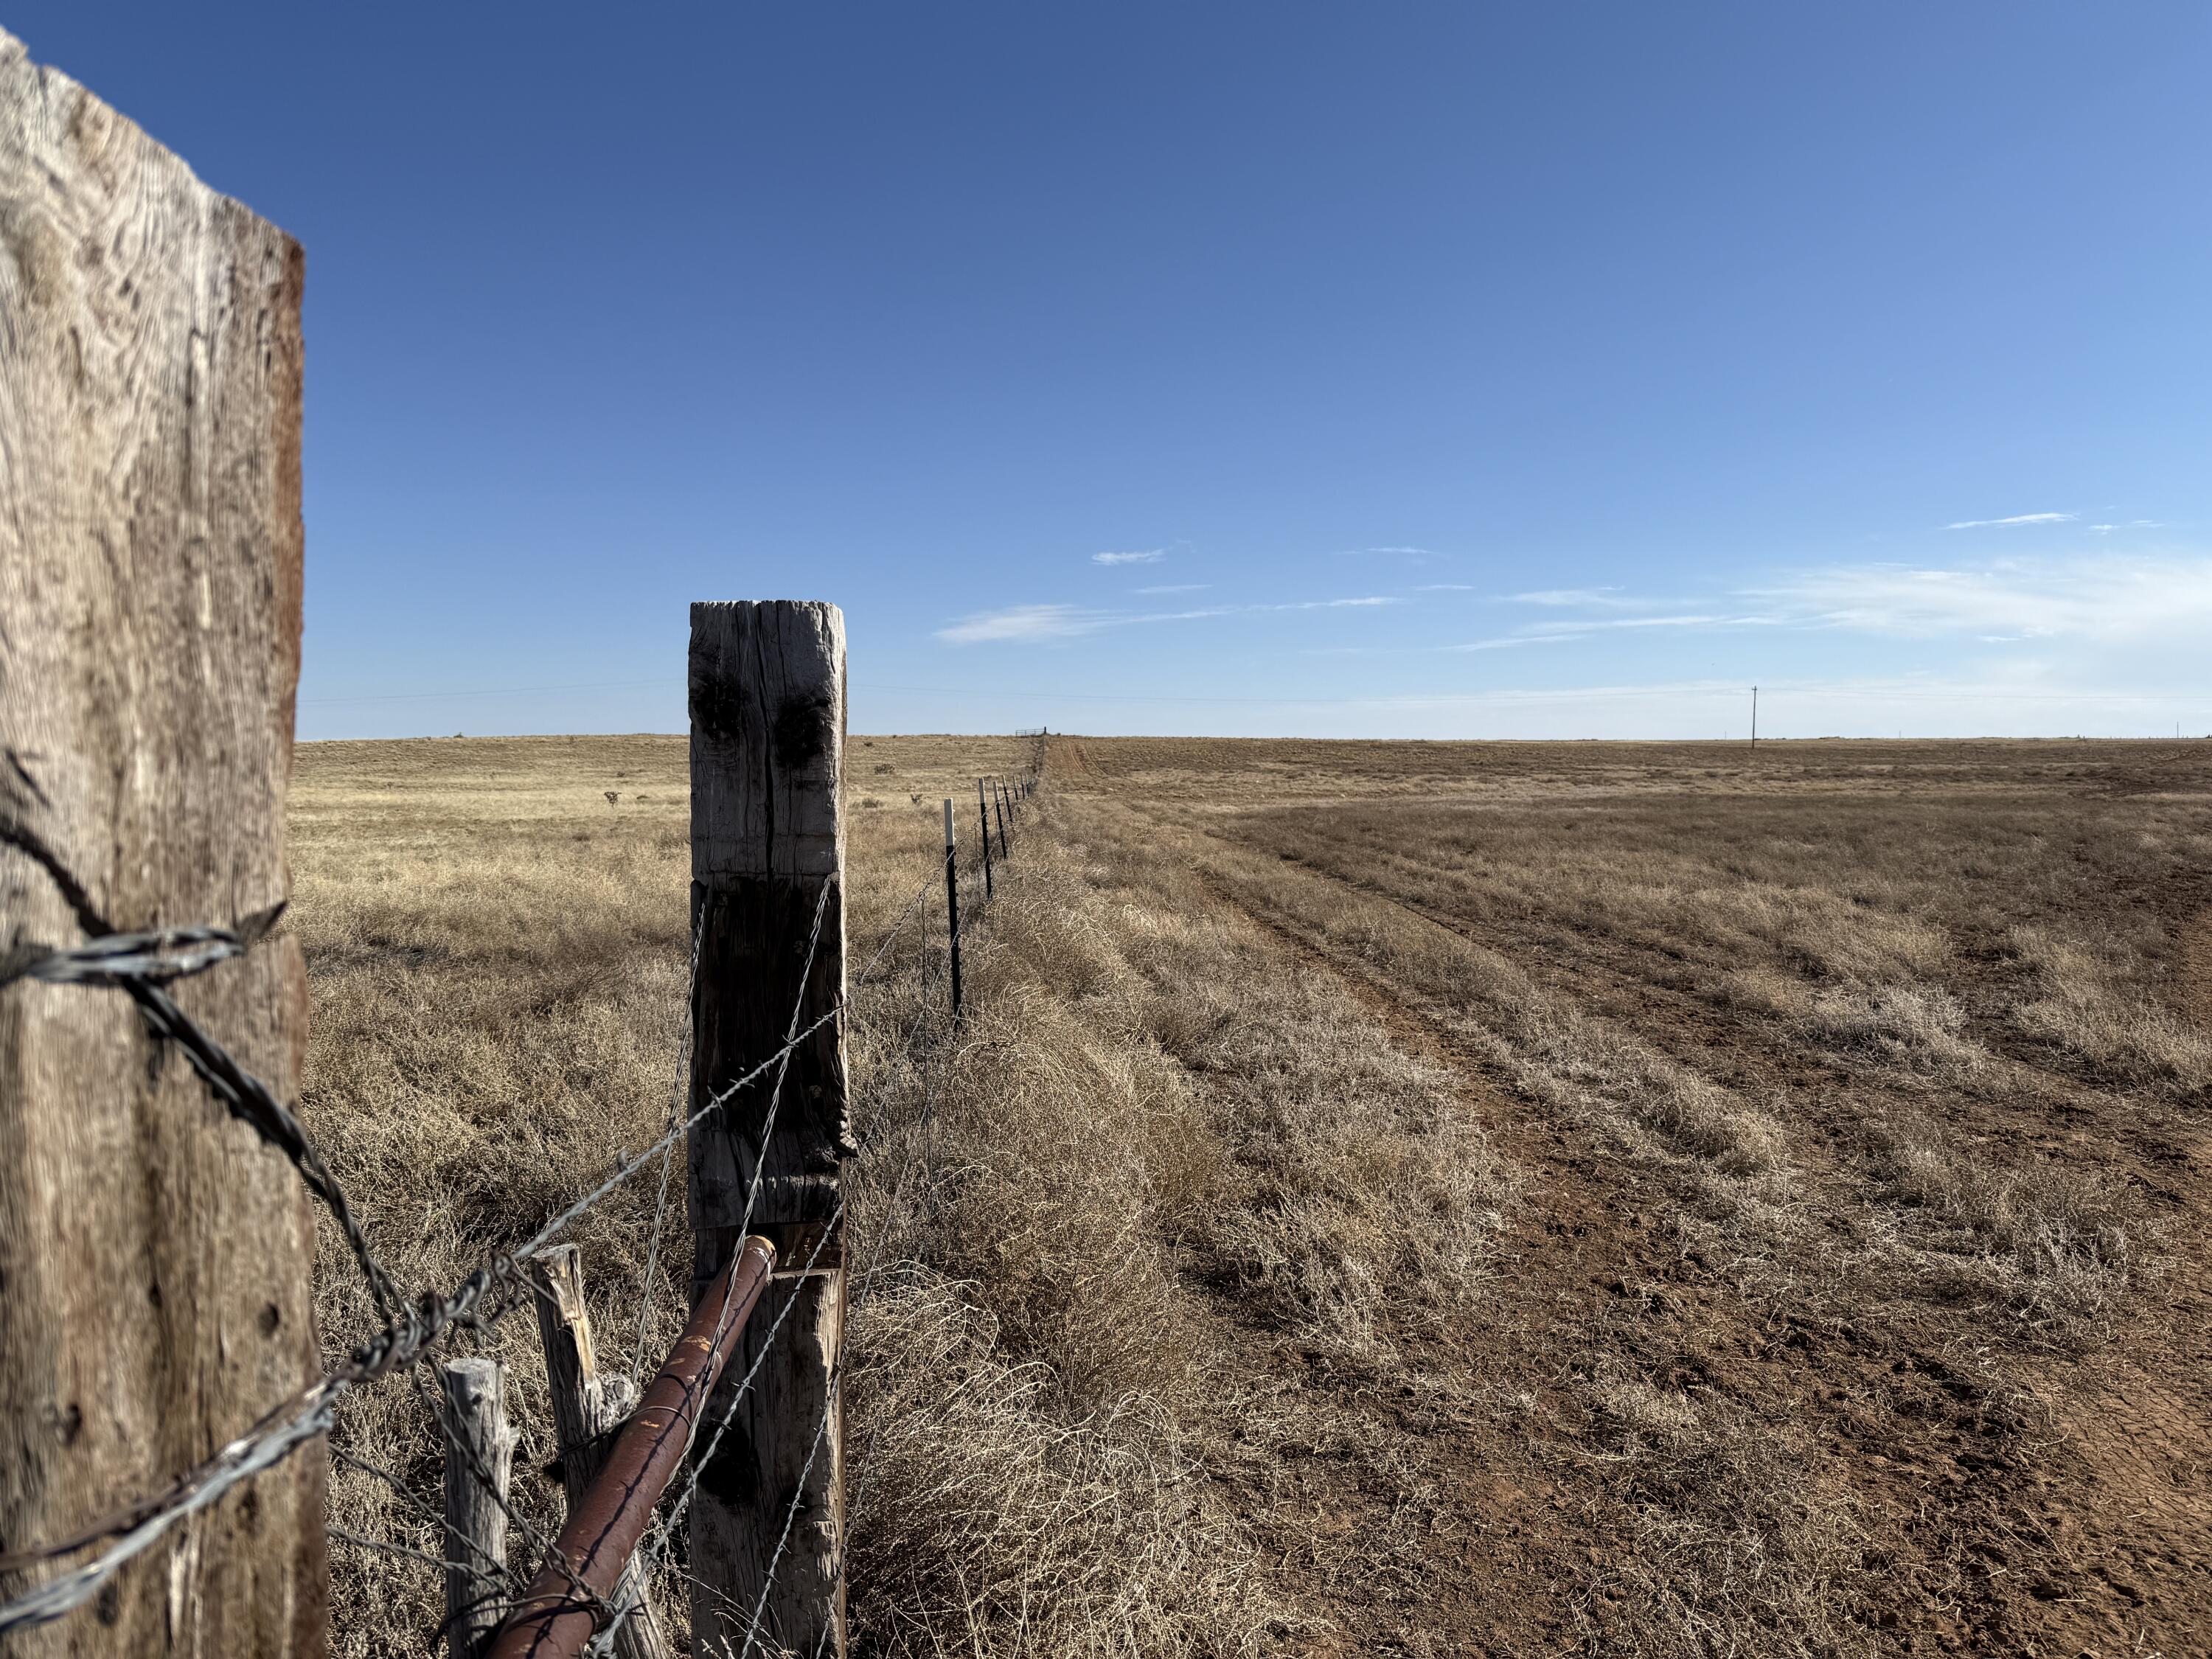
(688, 602), (849, 1658)
(527, 1250), (672, 1659)
(993, 780), (1010, 855)
(0, 29), (322, 1655)
(439, 1359), (516, 1659)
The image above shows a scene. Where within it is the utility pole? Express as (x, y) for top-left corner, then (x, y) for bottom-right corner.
(1750, 686), (1758, 748)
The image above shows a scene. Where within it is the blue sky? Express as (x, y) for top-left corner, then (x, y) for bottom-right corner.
(17, 3), (2212, 738)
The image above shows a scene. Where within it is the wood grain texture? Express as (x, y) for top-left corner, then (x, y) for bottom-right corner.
(686, 600), (848, 1658)
(525, 1250), (670, 1659)
(686, 600), (851, 1240)
(0, 27), (319, 1658)
(438, 1360), (514, 1659)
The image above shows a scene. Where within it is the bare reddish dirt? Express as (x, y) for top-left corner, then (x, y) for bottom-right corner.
(1056, 738), (2212, 1658)
(1222, 858), (2212, 1655)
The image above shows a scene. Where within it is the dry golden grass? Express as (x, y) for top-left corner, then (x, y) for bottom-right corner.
(294, 735), (1514, 1657)
(293, 732), (2212, 1658)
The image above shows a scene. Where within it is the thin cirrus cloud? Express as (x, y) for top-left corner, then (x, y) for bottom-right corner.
(936, 604), (1110, 644)
(942, 555), (2212, 651)
(1452, 613), (1751, 651)
(936, 595), (1399, 644)
(1944, 512), (2075, 530)
(1505, 587), (1658, 609)
(1456, 555), (2212, 650)
(1135, 582), (1212, 594)
(1091, 548), (1166, 566)
(1751, 555), (2212, 641)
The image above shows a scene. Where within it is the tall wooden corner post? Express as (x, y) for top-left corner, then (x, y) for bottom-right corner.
(0, 27), (321, 1658)
(688, 602), (850, 1658)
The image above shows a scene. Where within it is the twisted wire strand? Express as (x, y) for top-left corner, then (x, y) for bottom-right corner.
(330, 1446), (523, 1589)
(0, 1382), (341, 1634)
(736, 1372), (841, 1659)
(588, 883), (838, 1655)
(594, 1197), (846, 1659)
(0, 764), (970, 1641)
(1, 814), (401, 1319)
(628, 910), (705, 1382)
(0, 925), (243, 988)
(0, 866), (938, 1637)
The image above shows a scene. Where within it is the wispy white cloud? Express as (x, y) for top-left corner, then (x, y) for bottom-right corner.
(937, 595), (1399, 644)
(1337, 546), (1439, 560)
(1534, 613), (1747, 633)
(1454, 633), (1585, 652)
(1135, 582), (1211, 594)
(1504, 587), (1664, 610)
(936, 605), (1113, 644)
(1453, 614), (1750, 651)
(1469, 556), (2212, 651)
(945, 555), (2212, 655)
(1752, 555), (2212, 641)
(2088, 520), (2163, 535)
(1944, 512), (2075, 530)
(1416, 583), (1478, 591)
(1092, 549), (1166, 566)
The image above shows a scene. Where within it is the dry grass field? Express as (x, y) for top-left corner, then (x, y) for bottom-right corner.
(293, 733), (2212, 1658)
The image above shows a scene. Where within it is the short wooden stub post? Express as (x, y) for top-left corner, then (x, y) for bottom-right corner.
(440, 1358), (518, 1659)
(977, 779), (994, 900)
(688, 602), (850, 1659)
(943, 799), (963, 1018)
(527, 1249), (673, 1659)
(0, 29), (323, 1654)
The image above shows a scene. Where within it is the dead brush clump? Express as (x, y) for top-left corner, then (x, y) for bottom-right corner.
(1865, 1114), (2142, 1337)
(834, 843), (1270, 1655)
(1571, 1363), (1878, 1659)
(842, 1265), (1229, 1658)
(1802, 982), (1983, 1079)
(2007, 924), (2212, 1094)
(1725, 969), (1986, 1081)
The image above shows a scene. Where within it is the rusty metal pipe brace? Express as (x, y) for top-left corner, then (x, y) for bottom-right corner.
(485, 1235), (777, 1659)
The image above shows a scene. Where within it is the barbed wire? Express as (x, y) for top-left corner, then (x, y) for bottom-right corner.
(655, 796), (1029, 1656)
(0, 762), (1040, 1645)
(628, 911), (705, 1385)
(588, 883), (841, 1655)
(0, 842), (936, 1635)
(0, 923), (243, 987)
(738, 1371), (841, 1659)
(330, 1444), (522, 1589)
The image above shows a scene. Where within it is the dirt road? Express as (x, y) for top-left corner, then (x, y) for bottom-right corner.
(1048, 738), (2212, 1658)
